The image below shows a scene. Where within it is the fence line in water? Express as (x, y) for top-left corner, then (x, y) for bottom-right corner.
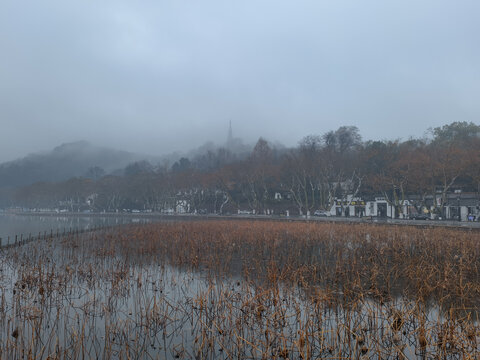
(0, 225), (116, 249)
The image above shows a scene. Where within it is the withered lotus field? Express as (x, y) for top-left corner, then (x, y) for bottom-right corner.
(0, 220), (478, 359)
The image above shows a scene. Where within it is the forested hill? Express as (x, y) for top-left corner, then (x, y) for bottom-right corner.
(0, 141), (142, 188)
(1, 122), (480, 214)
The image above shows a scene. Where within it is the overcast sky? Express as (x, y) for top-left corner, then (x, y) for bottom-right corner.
(1, 0), (479, 162)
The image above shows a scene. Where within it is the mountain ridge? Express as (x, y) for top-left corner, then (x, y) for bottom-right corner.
(0, 141), (148, 188)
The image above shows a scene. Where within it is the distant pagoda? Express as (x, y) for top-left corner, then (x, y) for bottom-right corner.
(227, 120), (234, 149)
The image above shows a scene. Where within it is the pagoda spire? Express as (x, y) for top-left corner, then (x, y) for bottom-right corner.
(227, 120), (233, 146)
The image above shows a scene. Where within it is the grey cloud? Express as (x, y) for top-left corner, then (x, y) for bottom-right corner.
(0, 0), (479, 161)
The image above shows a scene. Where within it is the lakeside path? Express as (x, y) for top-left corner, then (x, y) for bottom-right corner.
(11, 211), (480, 231)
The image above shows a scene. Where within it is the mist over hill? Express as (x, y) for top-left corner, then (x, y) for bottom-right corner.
(0, 135), (260, 189)
(0, 141), (144, 188)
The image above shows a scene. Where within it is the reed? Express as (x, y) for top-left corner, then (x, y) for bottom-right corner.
(0, 220), (477, 358)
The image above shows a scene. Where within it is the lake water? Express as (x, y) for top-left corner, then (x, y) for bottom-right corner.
(0, 225), (476, 359)
(0, 218), (478, 358)
(0, 213), (152, 245)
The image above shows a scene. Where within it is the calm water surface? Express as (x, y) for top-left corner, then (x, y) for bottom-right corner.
(0, 214), (152, 245)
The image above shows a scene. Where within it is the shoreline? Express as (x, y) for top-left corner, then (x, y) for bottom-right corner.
(6, 211), (480, 231)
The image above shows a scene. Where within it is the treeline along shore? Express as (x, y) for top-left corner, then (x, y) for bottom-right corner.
(2, 122), (480, 222)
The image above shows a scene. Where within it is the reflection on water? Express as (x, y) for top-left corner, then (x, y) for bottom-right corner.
(0, 222), (478, 359)
(0, 214), (152, 245)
